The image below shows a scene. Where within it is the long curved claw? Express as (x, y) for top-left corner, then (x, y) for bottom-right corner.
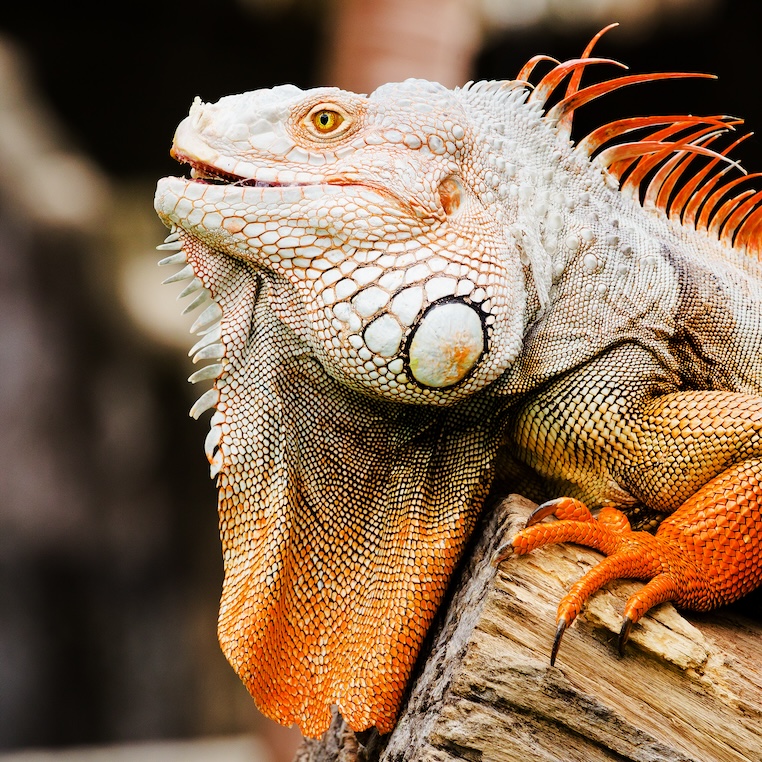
(550, 617), (568, 666)
(526, 498), (567, 527)
(492, 540), (513, 566)
(526, 496), (595, 526)
(619, 616), (634, 656)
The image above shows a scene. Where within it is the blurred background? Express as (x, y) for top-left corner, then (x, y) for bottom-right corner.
(0, 0), (760, 760)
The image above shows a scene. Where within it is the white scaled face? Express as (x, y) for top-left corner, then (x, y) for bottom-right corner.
(155, 81), (527, 405)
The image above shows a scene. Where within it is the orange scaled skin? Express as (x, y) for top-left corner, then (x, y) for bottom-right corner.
(509, 451), (762, 663)
(497, 337), (762, 663)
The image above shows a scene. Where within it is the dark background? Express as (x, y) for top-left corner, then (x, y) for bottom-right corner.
(3, 1), (761, 180)
(0, 0), (760, 758)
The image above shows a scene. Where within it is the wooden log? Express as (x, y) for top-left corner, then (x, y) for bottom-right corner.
(295, 495), (762, 762)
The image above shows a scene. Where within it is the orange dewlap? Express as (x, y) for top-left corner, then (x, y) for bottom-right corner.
(214, 459), (482, 738)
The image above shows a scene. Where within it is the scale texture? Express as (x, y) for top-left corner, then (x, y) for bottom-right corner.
(154, 31), (762, 739)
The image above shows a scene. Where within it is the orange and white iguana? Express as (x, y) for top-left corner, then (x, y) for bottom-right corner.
(154, 28), (762, 739)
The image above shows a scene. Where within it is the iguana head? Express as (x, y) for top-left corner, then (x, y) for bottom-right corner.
(155, 79), (535, 405)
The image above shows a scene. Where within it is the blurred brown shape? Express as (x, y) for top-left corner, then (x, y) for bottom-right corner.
(323, 0), (481, 93)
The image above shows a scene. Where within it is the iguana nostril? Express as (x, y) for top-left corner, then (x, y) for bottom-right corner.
(407, 300), (485, 388)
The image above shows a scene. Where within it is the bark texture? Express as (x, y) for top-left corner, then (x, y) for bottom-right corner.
(294, 495), (762, 762)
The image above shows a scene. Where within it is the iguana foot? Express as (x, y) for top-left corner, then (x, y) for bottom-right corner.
(498, 461), (762, 664)
(502, 498), (680, 663)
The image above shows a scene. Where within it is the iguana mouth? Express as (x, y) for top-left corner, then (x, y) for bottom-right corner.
(184, 159), (294, 188)
(173, 151), (390, 194)
(170, 148), (300, 187)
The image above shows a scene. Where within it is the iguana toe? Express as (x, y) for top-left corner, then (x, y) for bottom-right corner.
(511, 500), (701, 663)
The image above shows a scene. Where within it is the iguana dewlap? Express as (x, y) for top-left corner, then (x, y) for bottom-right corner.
(154, 29), (762, 739)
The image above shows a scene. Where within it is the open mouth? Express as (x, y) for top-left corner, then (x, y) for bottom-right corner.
(168, 150), (403, 210)
(189, 161), (285, 188)
(173, 151), (308, 188)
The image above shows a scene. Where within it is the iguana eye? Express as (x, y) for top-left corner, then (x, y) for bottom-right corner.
(303, 104), (350, 138)
(313, 109), (343, 132)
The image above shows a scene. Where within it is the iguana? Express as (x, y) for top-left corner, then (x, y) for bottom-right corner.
(154, 26), (762, 739)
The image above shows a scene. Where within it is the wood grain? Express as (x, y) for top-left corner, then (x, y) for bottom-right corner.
(295, 495), (762, 761)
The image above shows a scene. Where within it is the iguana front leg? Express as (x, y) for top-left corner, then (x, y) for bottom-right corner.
(501, 343), (762, 661)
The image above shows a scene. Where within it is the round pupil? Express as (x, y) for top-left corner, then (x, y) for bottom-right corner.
(319, 112), (331, 126)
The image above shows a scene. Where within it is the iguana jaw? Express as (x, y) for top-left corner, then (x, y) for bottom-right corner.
(183, 155), (301, 188)
(174, 148), (341, 190)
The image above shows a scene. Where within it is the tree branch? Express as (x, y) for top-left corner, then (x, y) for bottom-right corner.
(296, 495), (762, 761)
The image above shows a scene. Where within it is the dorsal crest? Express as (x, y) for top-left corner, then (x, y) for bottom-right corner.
(522, 24), (762, 256)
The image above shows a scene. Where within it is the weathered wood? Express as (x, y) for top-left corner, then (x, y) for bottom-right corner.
(295, 495), (762, 762)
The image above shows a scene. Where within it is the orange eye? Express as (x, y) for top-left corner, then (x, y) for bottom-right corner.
(311, 109), (344, 133)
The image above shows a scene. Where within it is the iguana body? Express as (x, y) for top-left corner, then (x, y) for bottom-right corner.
(154, 31), (762, 738)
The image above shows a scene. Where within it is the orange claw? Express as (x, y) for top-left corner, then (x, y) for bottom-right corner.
(508, 500), (692, 663)
(504, 458), (762, 665)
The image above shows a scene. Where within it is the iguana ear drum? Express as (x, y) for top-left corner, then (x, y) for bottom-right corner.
(407, 299), (486, 388)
